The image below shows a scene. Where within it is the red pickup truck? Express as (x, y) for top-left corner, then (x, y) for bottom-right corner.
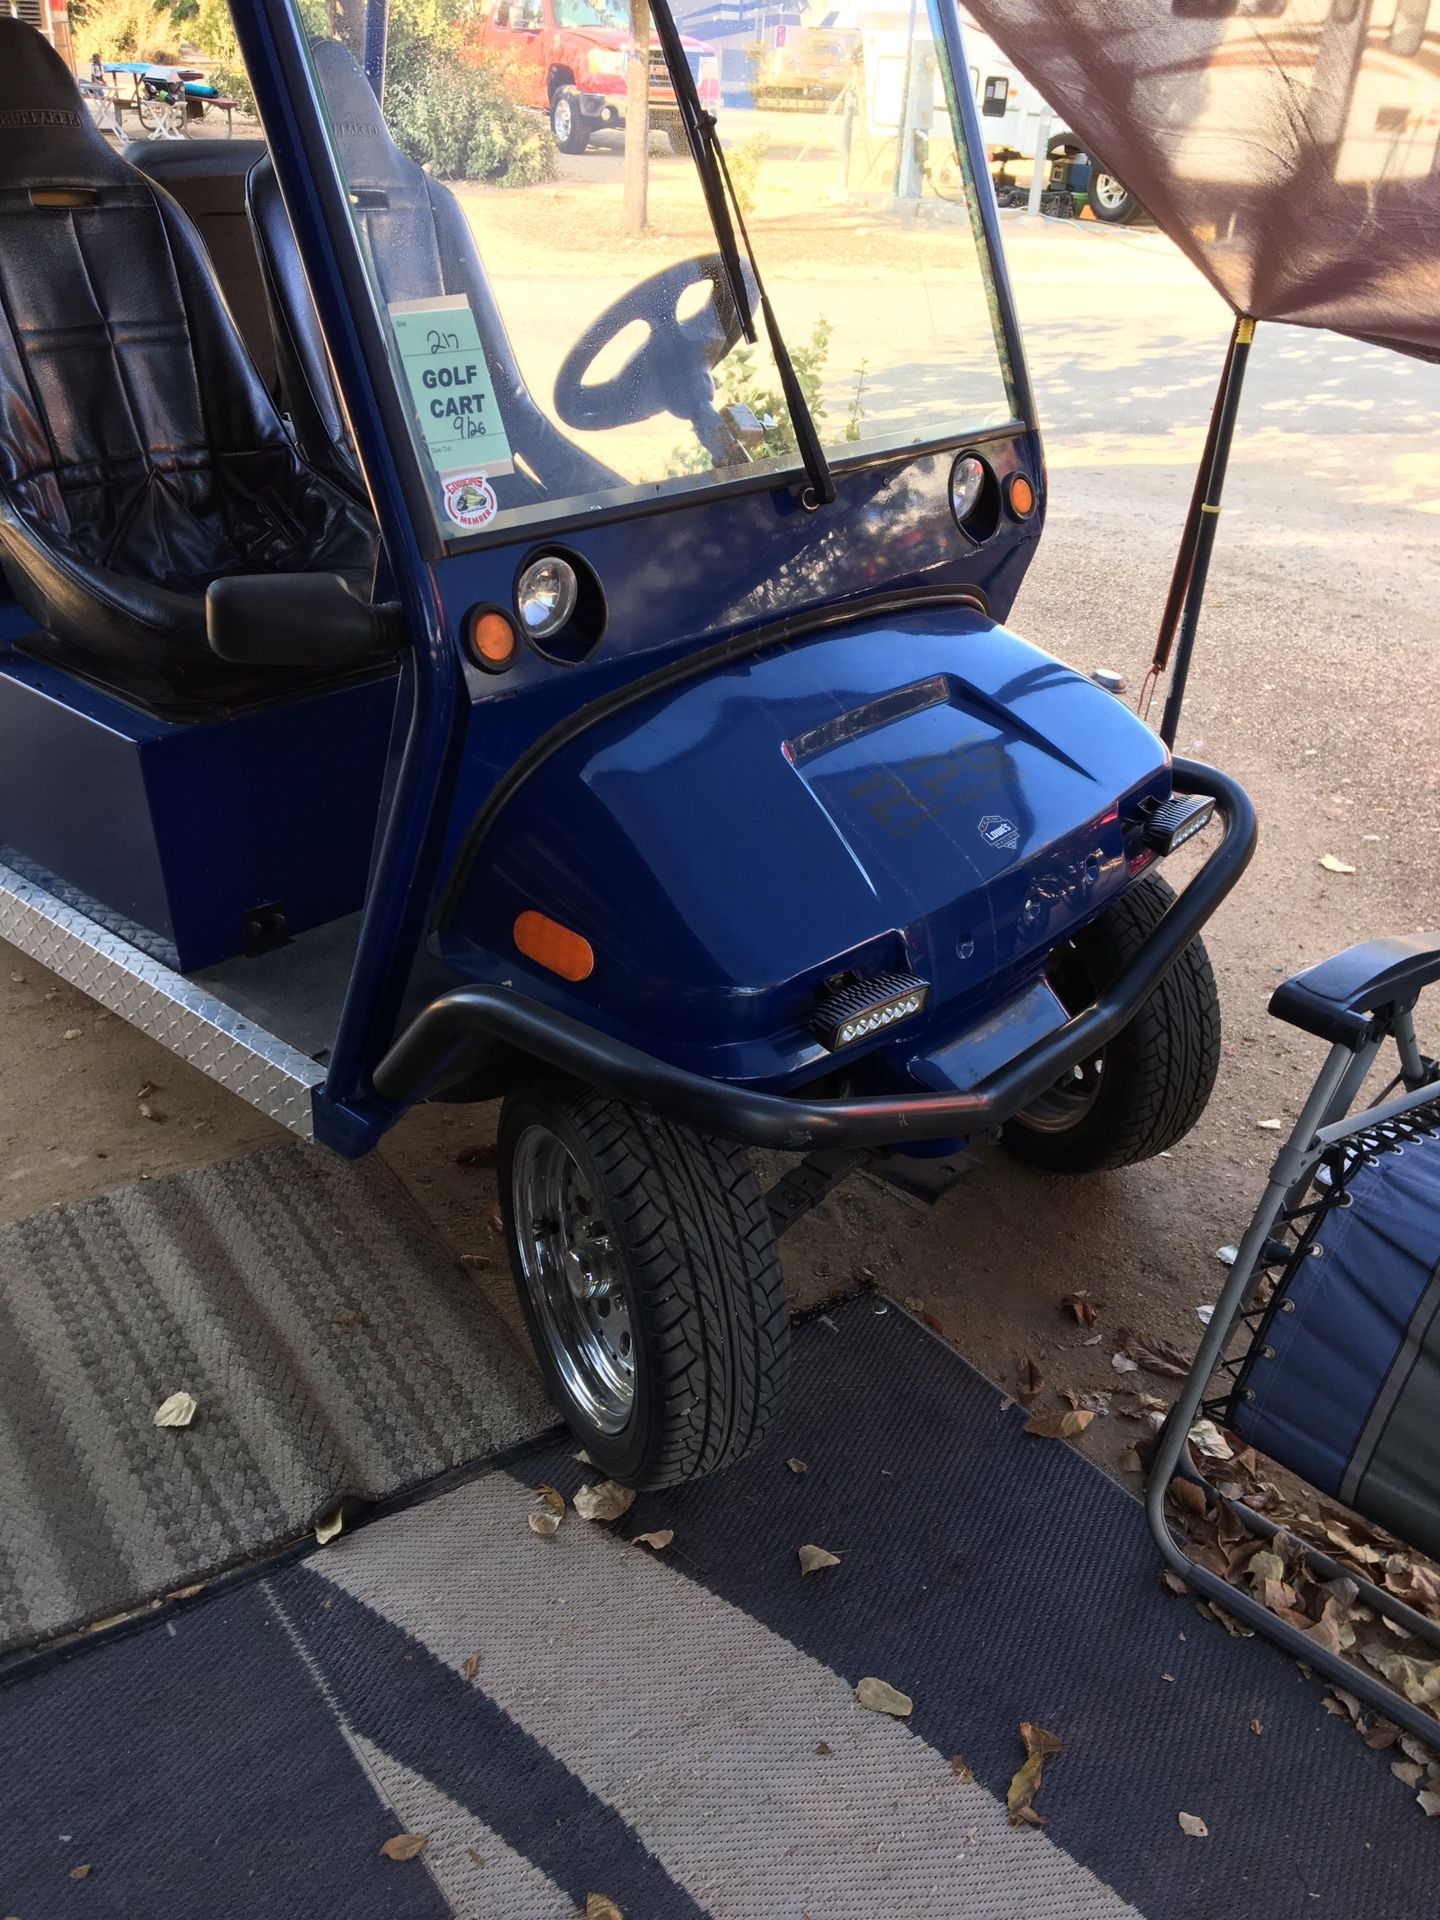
(468, 0), (720, 154)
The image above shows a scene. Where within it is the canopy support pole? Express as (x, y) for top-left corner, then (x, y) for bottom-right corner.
(1151, 314), (1255, 749)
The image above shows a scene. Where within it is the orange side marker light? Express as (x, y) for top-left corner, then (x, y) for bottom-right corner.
(514, 910), (595, 982)
(468, 609), (517, 671)
(1007, 473), (1036, 518)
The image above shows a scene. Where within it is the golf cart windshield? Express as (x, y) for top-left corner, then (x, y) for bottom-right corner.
(553, 0), (629, 26)
(290, 0), (1015, 544)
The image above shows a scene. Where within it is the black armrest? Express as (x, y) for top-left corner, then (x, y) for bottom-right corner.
(1269, 933), (1440, 1047)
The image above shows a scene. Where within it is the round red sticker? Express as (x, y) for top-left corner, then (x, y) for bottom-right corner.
(442, 473), (498, 530)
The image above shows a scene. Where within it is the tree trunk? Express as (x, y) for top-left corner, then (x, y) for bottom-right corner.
(328, 0), (366, 60)
(622, 0), (651, 235)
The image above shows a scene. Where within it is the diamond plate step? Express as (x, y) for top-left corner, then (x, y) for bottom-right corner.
(0, 859), (324, 1139)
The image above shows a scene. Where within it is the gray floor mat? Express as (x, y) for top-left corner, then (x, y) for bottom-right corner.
(0, 1143), (552, 1653)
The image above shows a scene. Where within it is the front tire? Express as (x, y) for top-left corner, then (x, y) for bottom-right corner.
(1002, 872), (1221, 1173)
(550, 88), (590, 154)
(499, 1074), (789, 1487)
(1087, 168), (1140, 223)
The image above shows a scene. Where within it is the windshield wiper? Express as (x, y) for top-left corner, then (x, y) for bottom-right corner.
(646, 0), (836, 507)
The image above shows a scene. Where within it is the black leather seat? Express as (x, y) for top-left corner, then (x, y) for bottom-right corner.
(247, 38), (616, 510)
(123, 138), (279, 395)
(0, 21), (376, 713)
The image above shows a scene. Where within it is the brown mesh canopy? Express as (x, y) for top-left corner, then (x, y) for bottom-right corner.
(962, 0), (1440, 360)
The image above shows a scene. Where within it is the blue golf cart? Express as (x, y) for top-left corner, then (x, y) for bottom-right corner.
(0, 0), (1253, 1487)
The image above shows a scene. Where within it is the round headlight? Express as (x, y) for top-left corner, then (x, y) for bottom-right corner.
(516, 556), (578, 642)
(949, 453), (986, 524)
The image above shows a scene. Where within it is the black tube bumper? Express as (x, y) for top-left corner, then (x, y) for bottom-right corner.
(374, 758), (1256, 1152)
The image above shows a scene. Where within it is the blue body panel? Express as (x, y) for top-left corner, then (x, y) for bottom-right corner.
(443, 608), (1169, 1088)
(0, 653), (397, 969)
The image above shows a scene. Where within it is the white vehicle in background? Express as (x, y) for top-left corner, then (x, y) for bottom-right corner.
(959, 7), (1143, 221)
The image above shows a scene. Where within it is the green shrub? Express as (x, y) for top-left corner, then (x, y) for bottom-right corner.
(725, 131), (769, 218)
(386, 37), (558, 185)
(670, 316), (866, 472)
(72, 0), (178, 62)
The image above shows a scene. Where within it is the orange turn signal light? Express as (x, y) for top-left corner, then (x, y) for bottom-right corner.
(467, 608), (517, 671)
(514, 910), (595, 982)
(1007, 472), (1036, 518)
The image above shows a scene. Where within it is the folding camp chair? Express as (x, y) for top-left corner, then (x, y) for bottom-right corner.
(1148, 934), (1440, 1746)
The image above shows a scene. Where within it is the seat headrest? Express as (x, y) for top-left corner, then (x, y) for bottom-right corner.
(0, 19), (130, 183)
(310, 37), (417, 194)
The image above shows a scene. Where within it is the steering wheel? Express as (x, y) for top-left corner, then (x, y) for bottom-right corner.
(553, 254), (758, 466)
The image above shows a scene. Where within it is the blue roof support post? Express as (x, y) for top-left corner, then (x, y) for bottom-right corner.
(363, 0), (388, 103)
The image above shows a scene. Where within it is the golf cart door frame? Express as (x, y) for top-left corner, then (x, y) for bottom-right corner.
(228, 0), (466, 1152)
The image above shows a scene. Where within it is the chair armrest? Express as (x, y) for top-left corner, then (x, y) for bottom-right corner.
(1269, 934), (1440, 1046)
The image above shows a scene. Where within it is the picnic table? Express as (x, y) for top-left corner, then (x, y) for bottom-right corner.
(83, 58), (239, 138)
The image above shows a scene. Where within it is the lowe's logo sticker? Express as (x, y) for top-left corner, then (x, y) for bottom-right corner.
(979, 815), (1019, 851)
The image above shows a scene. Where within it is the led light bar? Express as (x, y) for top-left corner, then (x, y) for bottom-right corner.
(811, 971), (931, 1052)
(1140, 794), (1216, 857)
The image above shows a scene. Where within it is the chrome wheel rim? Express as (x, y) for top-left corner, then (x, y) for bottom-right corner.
(554, 96), (571, 139)
(1016, 941), (1105, 1132)
(511, 1124), (634, 1432)
(1017, 1052), (1106, 1132)
(1093, 172), (1129, 211)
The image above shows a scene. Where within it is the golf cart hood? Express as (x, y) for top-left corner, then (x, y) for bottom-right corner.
(442, 606), (1171, 1084)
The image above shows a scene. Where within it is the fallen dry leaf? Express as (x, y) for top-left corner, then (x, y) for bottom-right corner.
(798, 1543), (841, 1577)
(785, 1457), (808, 1475)
(855, 1676), (912, 1717)
(1168, 1478), (1209, 1519)
(1187, 1419), (1234, 1462)
(1319, 853), (1356, 875)
(1256, 1118), (1283, 1131)
(486, 1202), (505, 1236)
(1250, 1719), (1263, 1736)
(1061, 1387), (1111, 1417)
(70, 1864), (92, 1880)
(1115, 1390), (1168, 1420)
(152, 1391), (198, 1429)
(1015, 1354), (1045, 1404)
(1418, 1790), (1440, 1818)
(379, 1833), (429, 1862)
(1393, 1760), (1425, 1788)
(1111, 1352), (1139, 1374)
(454, 1142), (498, 1168)
(1062, 1290), (1099, 1328)
(1022, 1409), (1094, 1439)
(527, 1486), (565, 1534)
(1177, 1812), (1209, 1837)
(315, 1508), (344, 1545)
(632, 1529), (674, 1551)
(951, 1756), (974, 1782)
(1360, 1645), (1440, 1706)
(1006, 1722), (1062, 1826)
(586, 1897), (624, 1920)
(461, 1652), (481, 1682)
(1116, 1329), (1193, 1379)
(574, 1481), (637, 1524)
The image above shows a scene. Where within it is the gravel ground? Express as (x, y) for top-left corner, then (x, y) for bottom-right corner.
(2, 212), (1436, 1479)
